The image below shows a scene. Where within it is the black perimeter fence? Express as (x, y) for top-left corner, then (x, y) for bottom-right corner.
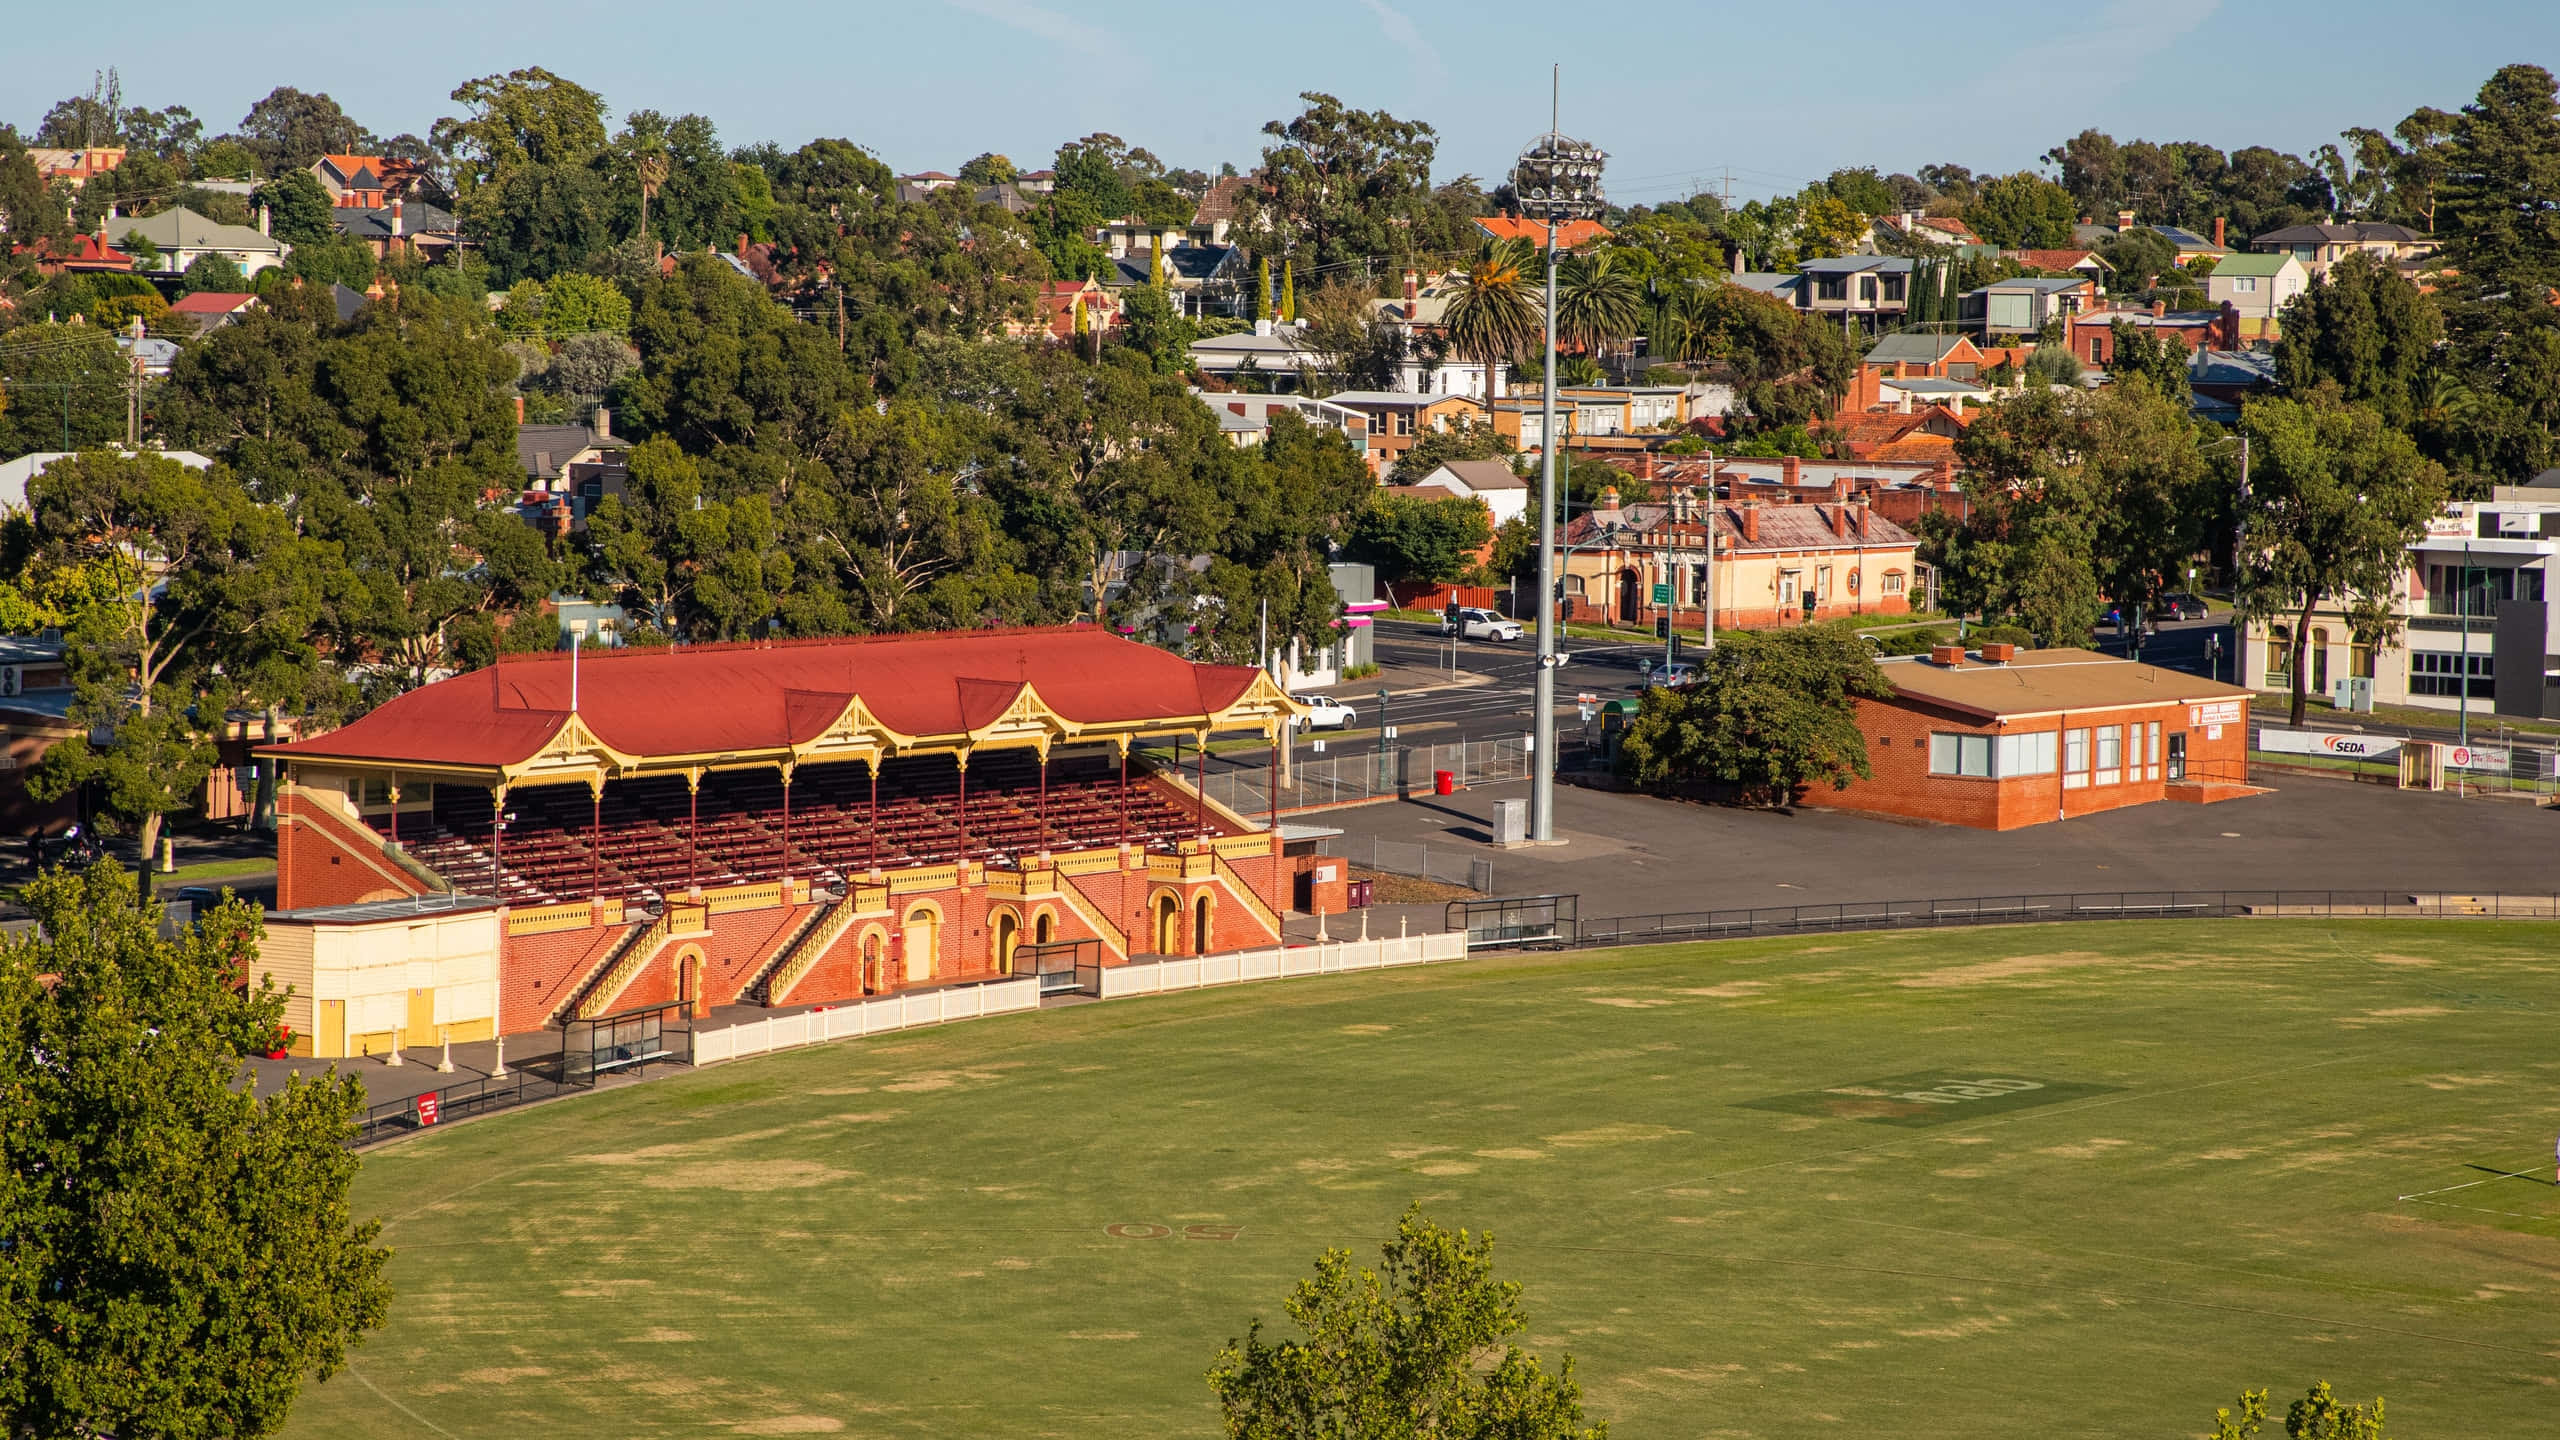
(1448, 890), (2560, 951)
(352, 1003), (692, 1146)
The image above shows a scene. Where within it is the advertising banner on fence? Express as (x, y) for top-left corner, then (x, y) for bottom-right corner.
(2256, 730), (2403, 761)
(2447, 744), (2511, 771)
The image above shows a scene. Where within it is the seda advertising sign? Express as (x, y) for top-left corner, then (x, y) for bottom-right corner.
(2256, 730), (2402, 761)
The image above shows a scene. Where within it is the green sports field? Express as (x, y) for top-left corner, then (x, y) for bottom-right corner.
(287, 920), (2560, 1439)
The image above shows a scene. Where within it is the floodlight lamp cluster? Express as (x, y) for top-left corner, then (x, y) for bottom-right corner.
(1511, 133), (1609, 220)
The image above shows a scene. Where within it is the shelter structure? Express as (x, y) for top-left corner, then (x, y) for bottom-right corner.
(259, 628), (1304, 1057)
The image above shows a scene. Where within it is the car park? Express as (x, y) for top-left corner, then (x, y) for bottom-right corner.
(1441, 607), (1523, 642)
(1291, 694), (1357, 730)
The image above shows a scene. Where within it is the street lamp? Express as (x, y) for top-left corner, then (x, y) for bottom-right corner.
(1511, 78), (1608, 846)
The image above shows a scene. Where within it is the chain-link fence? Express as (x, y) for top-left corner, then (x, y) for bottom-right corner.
(1203, 736), (1533, 818)
(2250, 723), (2560, 799)
(1317, 834), (1496, 892)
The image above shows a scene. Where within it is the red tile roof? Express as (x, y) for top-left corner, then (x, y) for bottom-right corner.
(264, 626), (1264, 771)
(14, 233), (132, 270)
(168, 292), (258, 315)
(2014, 249), (2105, 272)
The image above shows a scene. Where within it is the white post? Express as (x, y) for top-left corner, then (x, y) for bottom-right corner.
(385, 1026), (403, 1066)
(490, 1033), (508, 1077)
(437, 1027), (454, 1074)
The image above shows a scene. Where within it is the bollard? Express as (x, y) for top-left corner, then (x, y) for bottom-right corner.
(385, 1026), (402, 1066)
(491, 1033), (508, 1078)
(437, 1028), (454, 1074)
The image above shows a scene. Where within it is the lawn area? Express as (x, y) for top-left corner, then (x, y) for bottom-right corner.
(289, 921), (2560, 1439)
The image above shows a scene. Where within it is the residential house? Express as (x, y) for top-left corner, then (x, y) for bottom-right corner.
(1961, 274), (2099, 336)
(1404, 458), (1530, 527)
(898, 171), (957, 191)
(333, 197), (463, 264)
(1729, 271), (1805, 305)
(1558, 385), (1687, 436)
(1792, 256), (1913, 329)
(2240, 495), (2560, 720)
(2010, 248), (2113, 280)
(1189, 391), (1369, 456)
(26, 148), (125, 188)
(1864, 332), (1989, 381)
(1322, 391), (1484, 474)
(1104, 236), (1244, 316)
(1017, 278), (1121, 341)
(2152, 219), (2228, 267)
(310, 153), (432, 207)
(2188, 348), (2278, 423)
(2068, 302), (2242, 367)
(1188, 320), (1327, 391)
(1822, 405), (1970, 461)
(120, 206), (287, 277)
(2247, 221), (2437, 280)
(1192, 175), (1249, 246)
(1874, 211), (1980, 248)
(1561, 487), (1921, 631)
(12, 232), (133, 276)
(2207, 252), (2308, 340)
(117, 332), (180, 378)
(0, 635), (83, 836)
(165, 292), (261, 334)
(0, 449), (213, 514)
(515, 413), (618, 492)
(1017, 169), (1057, 194)
(973, 183), (1037, 215)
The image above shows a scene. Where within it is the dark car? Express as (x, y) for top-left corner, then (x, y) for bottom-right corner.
(2156, 592), (2210, 621)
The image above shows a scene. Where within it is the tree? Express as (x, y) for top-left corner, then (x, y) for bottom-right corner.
(1798, 193), (1866, 258)
(1617, 628), (1893, 806)
(434, 68), (610, 192)
(0, 862), (392, 1440)
(0, 323), (128, 456)
(234, 86), (371, 177)
(20, 452), (323, 861)
(2272, 252), (2443, 428)
(1929, 381), (2212, 646)
(956, 152), (1016, 187)
(2439, 65), (2560, 313)
(1248, 93), (1440, 271)
(1964, 172), (2079, 249)
(1554, 248), (1643, 365)
(2236, 394), (2450, 726)
(2099, 226), (2180, 296)
(1348, 491), (1493, 590)
(181, 251), (246, 295)
(2204, 1382), (2390, 1440)
(1207, 1205), (1604, 1440)
(1441, 237), (1542, 394)
(253, 169), (336, 244)
(2109, 320), (2194, 403)
(1397, 418), (1514, 479)
(2043, 128), (2125, 217)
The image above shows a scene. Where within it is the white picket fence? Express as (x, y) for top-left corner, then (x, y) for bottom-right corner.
(694, 978), (1042, 1066)
(1098, 932), (1468, 998)
(688, 932), (1469, 1068)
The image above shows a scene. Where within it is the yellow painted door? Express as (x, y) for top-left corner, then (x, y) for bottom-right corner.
(902, 917), (936, 982)
(318, 1000), (345, 1058)
(407, 987), (435, 1039)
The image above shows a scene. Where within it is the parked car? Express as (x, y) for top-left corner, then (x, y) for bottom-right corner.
(2157, 592), (2210, 621)
(1640, 659), (1698, 690)
(1442, 606), (1523, 642)
(1291, 693), (1357, 730)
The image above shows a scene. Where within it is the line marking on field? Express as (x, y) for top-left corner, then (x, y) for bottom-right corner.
(2397, 1167), (2546, 1201)
(1827, 1215), (2431, 1302)
(2403, 1198), (2560, 1223)
(349, 1362), (463, 1439)
(1508, 1237), (2560, 1359)
(1631, 1053), (2368, 1196)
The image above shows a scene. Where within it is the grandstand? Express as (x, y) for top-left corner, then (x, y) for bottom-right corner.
(257, 627), (1306, 1059)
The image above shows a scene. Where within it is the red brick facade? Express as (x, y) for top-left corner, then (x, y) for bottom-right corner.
(1813, 693), (2253, 831)
(278, 794), (433, 908)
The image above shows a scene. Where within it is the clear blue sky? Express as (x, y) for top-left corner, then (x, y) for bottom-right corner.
(24, 1), (2560, 206)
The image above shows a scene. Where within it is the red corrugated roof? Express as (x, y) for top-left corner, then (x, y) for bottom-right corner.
(1473, 217), (1612, 249)
(269, 626), (1262, 769)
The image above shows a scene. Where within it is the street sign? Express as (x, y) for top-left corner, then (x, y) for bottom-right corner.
(1651, 583), (1670, 604)
(1383, 726), (1398, 740)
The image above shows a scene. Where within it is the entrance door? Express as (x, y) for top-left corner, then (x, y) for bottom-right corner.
(1153, 894), (1181, 954)
(2166, 733), (2187, 781)
(1034, 912), (1055, 945)
(1193, 895), (1212, 954)
(861, 932), (884, 993)
(1618, 569), (1642, 623)
(993, 912), (1019, 974)
(902, 909), (938, 982)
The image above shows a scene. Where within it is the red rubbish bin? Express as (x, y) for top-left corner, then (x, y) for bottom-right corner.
(1347, 879), (1374, 909)
(1433, 768), (1456, 795)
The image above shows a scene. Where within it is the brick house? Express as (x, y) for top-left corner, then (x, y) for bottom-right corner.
(1814, 644), (2258, 830)
(1561, 489), (1921, 630)
(2069, 302), (2243, 367)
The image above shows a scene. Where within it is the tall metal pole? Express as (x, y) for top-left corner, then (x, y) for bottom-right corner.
(1532, 217), (1561, 843)
(2459, 540), (2472, 746)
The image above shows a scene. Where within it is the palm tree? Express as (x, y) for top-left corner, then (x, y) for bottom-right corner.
(1440, 237), (1543, 400)
(1555, 248), (1644, 369)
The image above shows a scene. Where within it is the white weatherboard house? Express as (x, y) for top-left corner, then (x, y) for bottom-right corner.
(119, 205), (288, 277)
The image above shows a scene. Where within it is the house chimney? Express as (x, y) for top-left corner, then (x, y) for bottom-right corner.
(392, 197), (403, 230)
(737, 233), (750, 257)
(1403, 269), (1418, 304)
(594, 406), (611, 440)
(1930, 643), (1967, 666)
(1854, 502), (1872, 539)
(2116, 209), (2135, 231)
(1638, 452), (1656, 482)
(1781, 456), (1802, 488)
(2151, 298), (2167, 318)
(1600, 487), (1622, 511)
(1731, 246), (1745, 277)
(2220, 300), (2241, 350)
(514, 394), (525, 425)
(258, 205), (271, 236)
(1741, 501), (1761, 543)
(2212, 215), (2226, 248)
(1828, 475), (1850, 504)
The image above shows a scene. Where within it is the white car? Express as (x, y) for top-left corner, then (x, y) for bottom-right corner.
(1443, 607), (1524, 642)
(1293, 694), (1357, 730)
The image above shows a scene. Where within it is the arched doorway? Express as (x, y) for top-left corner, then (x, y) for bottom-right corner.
(2309, 626), (2330, 695)
(861, 930), (885, 994)
(678, 948), (705, 1019)
(1617, 568), (1642, 623)
(1193, 894), (1213, 955)
(902, 905), (940, 983)
(992, 910), (1020, 974)
(1034, 911), (1055, 945)
(1152, 893), (1181, 954)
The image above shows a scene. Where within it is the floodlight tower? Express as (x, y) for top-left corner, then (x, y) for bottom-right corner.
(1510, 80), (1607, 845)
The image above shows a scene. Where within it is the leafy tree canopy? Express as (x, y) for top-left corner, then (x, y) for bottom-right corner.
(1617, 627), (1894, 806)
